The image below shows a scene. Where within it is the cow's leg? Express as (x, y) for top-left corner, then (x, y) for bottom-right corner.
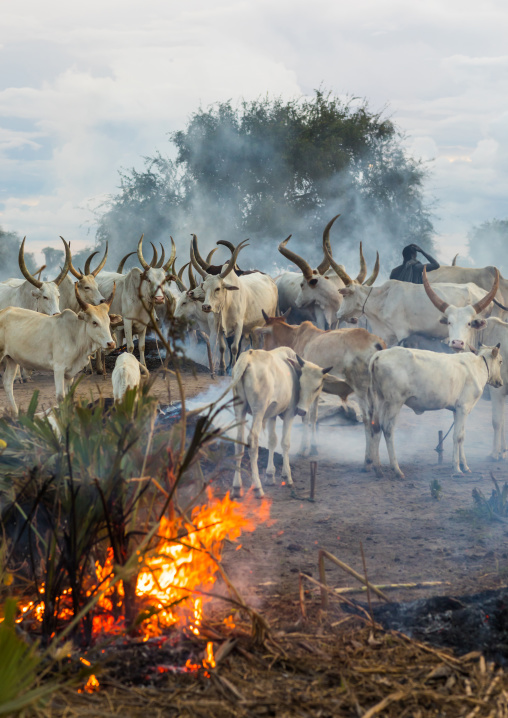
(313, 306), (327, 330)
(218, 332), (227, 376)
(229, 324), (243, 368)
(248, 415), (265, 498)
(53, 367), (66, 402)
(358, 395), (373, 470)
(124, 320), (135, 356)
(299, 397), (318, 456)
(2, 358), (19, 416)
(265, 416), (278, 485)
(138, 327), (147, 368)
(453, 407), (470, 475)
(280, 415), (294, 486)
(380, 402), (404, 478)
(490, 386), (507, 460)
(232, 399), (247, 499)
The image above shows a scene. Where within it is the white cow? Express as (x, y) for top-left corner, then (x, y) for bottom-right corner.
(0, 285), (120, 415)
(96, 235), (175, 368)
(0, 237), (71, 316)
(227, 347), (346, 498)
(368, 344), (503, 478)
(336, 279), (497, 347)
(191, 239), (278, 374)
(59, 243), (108, 311)
(112, 353), (149, 402)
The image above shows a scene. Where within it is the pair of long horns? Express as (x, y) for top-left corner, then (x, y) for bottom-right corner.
(277, 215), (341, 281)
(190, 235), (249, 280)
(116, 242), (162, 273)
(423, 266), (500, 315)
(137, 235), (175, 273)
(19, 236), (72, 288)
(69, 241), (108, 280)
(322, 239), (379, 287)
(75, 282), (116, 311)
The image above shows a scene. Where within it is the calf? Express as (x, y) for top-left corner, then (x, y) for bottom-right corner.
(112, 353), (149, 402)
(228, 347), (347, 498)
(369, 344), (503, 478)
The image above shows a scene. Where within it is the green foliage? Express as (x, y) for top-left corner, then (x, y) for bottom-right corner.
(472, 475), (508, 522)
(0, 226), (36, 279)
(429, 478), (442, 500)
(468, 218), (508, 274)
(0, 599), (60, 715)
(95, 91), (434, 269)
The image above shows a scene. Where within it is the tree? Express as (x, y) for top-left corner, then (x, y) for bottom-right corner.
(95, 91), (434, 272)
(42, 246), (64, 275)
(468, 219), (508, 273)
(0, 227), (36, 281)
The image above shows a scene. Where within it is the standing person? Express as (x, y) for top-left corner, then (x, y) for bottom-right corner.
(390, 244), (440, 284)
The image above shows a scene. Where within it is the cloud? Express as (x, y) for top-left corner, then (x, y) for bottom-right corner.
(0, 0), (507, 265)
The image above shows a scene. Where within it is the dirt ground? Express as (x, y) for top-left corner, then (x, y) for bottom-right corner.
(5, 357), (508, 617)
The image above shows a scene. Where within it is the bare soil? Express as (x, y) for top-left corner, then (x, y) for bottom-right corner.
(5, 357), (508, 616)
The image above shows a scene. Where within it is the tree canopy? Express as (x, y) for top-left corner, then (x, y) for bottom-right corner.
(96, 91), (434, 272)
(468, 218), (508, 274)
(0, 227), (36, 281)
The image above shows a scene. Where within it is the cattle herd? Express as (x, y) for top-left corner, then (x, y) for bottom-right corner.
(2, 220), (508, 494)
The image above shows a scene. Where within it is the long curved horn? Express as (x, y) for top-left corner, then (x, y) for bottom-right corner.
(188, 263), (198, 289)
(278, 236), (313, 281)
(170, 267), (187, 292)
(206, 247), (218, 264)
(163, 236), (177, 272)
(117, 251), (136, 273)
(91, 242), (108, 277)
(191, 234), (210, 271)
(74, 283), (89, 311)
(190, 243), (207, 278)
(178, 261), (190, 282)
(84, 251), (98, 276)
(316, 214), (340, 275)
(452, 253), (459, 266)
(220, 239), (249, 279)
(52, 237), (72, 286)
(155, 243), (165, 268)
(19, 238), (43, 289)
(149, 242), (158, 267)
(323, 240), (353, 286)
(66, 240), (83, 279)
(422, 266), (450, 314)
(137, 235), (149, 270)
(105, 282), (116, 308)
(363, 252), (380, 286)
(355, 242), (367, 283)
(472, 269), (499, 314)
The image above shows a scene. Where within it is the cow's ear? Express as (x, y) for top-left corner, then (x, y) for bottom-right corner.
(32, 291), (39, 298)
(223, 284), (239, 291)
(439, 317), (449, 325)
(109, 314), (123, 327)
(77, 311), (86, 321)
(309, 278), (318, 287)
(471, 318), (487, 329)
(339, 288), (353, 296)
(286, 358), (302, 376)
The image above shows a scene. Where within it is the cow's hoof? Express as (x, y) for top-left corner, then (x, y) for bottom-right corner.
(264, 473), (276, 486)
(253, 487), (265, 499)
(374, 466), (383, 478)
(489, 453), (505, 462)
(218, 369), (226, 377)
(393, 470), (405, 480)
(231, 487), (243, 499)
(461, 466), (472, 474)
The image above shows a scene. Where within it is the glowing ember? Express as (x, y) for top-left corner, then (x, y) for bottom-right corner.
(79, 674), (100, 693)
(203, 641), (216, 670)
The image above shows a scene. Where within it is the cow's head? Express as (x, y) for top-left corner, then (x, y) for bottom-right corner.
(423, 266), (499, 351)
(335, 284), (371, 324)
(75, 283), (120, 350)
(137, 235), (175, 304)
(254, 309), (293, 350)
(68, 241), (107, 305)
(19, 236), (72, 315)
(191, 239), (248, 315)
(286, 354), (334, 416)
(479, 343), (503, 388)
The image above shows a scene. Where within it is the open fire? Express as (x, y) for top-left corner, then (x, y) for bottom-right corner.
(16, 488), (271, 649)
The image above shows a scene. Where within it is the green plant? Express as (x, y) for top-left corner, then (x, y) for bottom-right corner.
(472, 473), (508, 523)
(430, 478), (442, 500)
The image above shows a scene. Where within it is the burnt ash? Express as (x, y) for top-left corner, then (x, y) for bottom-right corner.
(371, 588), (508, 665)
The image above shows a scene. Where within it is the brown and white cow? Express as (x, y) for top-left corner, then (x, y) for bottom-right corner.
(255, 314), (385, 465)
(369, 344), (503, 478)
(0, 285), (120, 415)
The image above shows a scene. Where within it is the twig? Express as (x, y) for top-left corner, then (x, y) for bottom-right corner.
(318, 549), (389, 610)
(360, 541), (374, 629)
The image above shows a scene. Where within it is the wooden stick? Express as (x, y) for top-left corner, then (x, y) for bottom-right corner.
(334, 580), (449, 594)
(360, 541), (374, 628)
(318, 549), (390, 605)
(298, 573), (307, 620)
(437, 430), (443, 464)
(310, 461), (317, 501)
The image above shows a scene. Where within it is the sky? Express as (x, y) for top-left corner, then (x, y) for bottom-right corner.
(1, 0), (507, 264)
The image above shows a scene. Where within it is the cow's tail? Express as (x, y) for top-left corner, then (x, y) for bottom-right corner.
(186, 351), (252, 418)
(367, 354), (381, 434)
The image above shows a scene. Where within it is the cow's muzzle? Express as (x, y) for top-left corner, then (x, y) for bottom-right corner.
(106, 340), (116, 350)
(450, 339), (465, 352)
(202, 305), (212, 313)
(347, 317), (359, 325)
(296, 408), (307, 417)
(154, 296), (165, 305)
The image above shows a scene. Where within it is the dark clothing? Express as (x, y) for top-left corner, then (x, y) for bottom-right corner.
(389, 258), (439, 284)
